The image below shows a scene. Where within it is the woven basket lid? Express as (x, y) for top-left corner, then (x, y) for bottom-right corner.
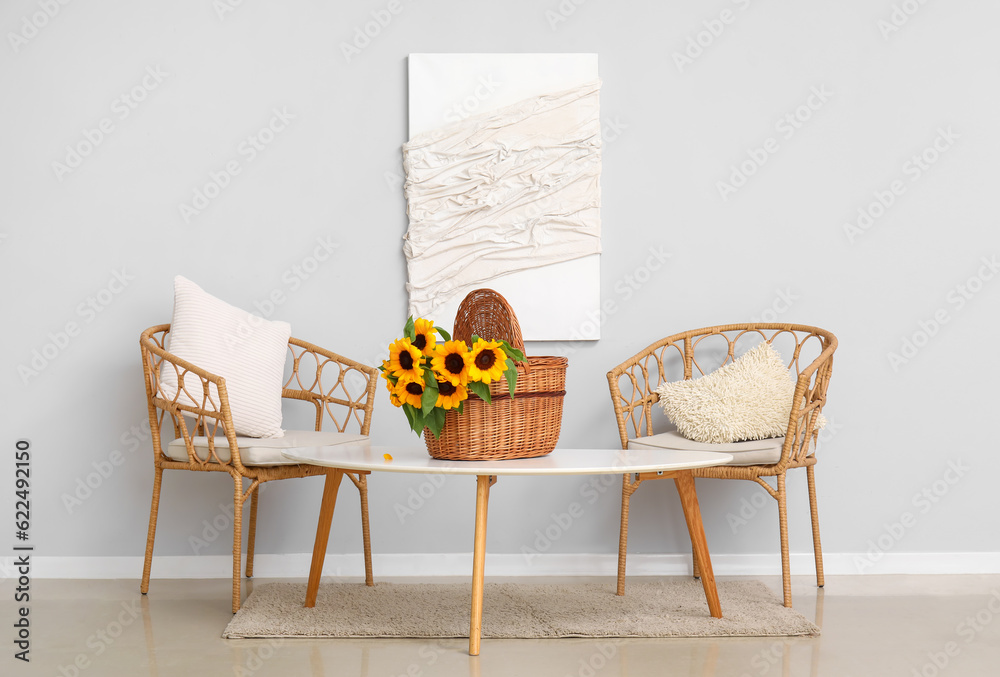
(452, 289), (527, 367)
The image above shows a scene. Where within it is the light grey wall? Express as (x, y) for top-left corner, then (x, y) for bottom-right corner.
(2, 0), (998, 566)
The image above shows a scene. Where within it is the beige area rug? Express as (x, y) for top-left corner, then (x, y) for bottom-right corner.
(224, 581), (818, 639)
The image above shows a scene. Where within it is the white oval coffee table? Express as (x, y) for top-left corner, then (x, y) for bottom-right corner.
(283, 443), (733, 655)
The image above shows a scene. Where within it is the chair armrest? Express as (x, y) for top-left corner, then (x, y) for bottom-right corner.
(139, 327), (247, 472)
(607, 339), (687, 449)
(283, 337), (379, 435)
(777, 344), (836, 470)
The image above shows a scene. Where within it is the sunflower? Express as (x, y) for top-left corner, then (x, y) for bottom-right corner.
(431, 340), (470, 386)
(435, 378), (468, 410)
(393, 375), (426, 409)
(412, 318), (437, 356)
(466, 339), (507, 383)
(387, 338), (423, 379)
(380, 364), (401, 406)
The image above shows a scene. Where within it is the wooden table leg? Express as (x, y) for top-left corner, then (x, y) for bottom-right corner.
(673, 471), (722, 618)
(305, 469), (344, 608)
(469, 475), (494, 656)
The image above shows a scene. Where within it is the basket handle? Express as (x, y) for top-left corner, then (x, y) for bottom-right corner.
(452, 289), (529, 370)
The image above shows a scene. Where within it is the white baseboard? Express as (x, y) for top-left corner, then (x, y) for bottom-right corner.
(4, 552), (998, 580)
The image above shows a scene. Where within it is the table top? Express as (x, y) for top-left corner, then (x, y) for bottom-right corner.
(281, 443), (733, 476)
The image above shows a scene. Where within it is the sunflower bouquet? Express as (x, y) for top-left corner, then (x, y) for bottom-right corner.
(380, 316), (526, 439)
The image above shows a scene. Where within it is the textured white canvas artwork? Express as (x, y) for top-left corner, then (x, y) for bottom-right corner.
(404, 53), (601, 341)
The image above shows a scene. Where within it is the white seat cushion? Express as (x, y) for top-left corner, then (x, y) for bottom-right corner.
(167, 430), (368, 466)
(628, 430), (784, 466)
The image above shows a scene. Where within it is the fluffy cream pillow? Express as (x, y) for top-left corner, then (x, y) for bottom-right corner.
(159, 276), (290, 438)
(655, 342), (824, 444)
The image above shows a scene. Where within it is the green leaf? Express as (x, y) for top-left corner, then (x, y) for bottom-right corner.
(435, 326), (451, 341)
(468, 379), (492, 404)
(504, 359), (517, 397)
(500, 339), (525, 363)
(456, 400), (464, 416)
(414, 415), (428, 436)
(421, 379), (439, 415)
(426, 406), (446, 439)
(471, 334), (480, 343)
(403, 316), (416, 341)
(402, 404), (424, 436)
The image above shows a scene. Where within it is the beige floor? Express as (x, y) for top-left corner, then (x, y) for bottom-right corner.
(3, 575), (999, 676)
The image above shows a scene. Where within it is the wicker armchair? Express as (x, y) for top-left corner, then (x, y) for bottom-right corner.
(607, 324), (837, 608)
(139, 324), (379, 613)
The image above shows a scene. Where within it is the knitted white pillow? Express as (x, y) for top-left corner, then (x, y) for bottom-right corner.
(159, 276), (290, 438)
(655, 342), (824, 444)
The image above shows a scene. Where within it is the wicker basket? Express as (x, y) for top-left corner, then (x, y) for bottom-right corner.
(423, 289), (567, 461)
